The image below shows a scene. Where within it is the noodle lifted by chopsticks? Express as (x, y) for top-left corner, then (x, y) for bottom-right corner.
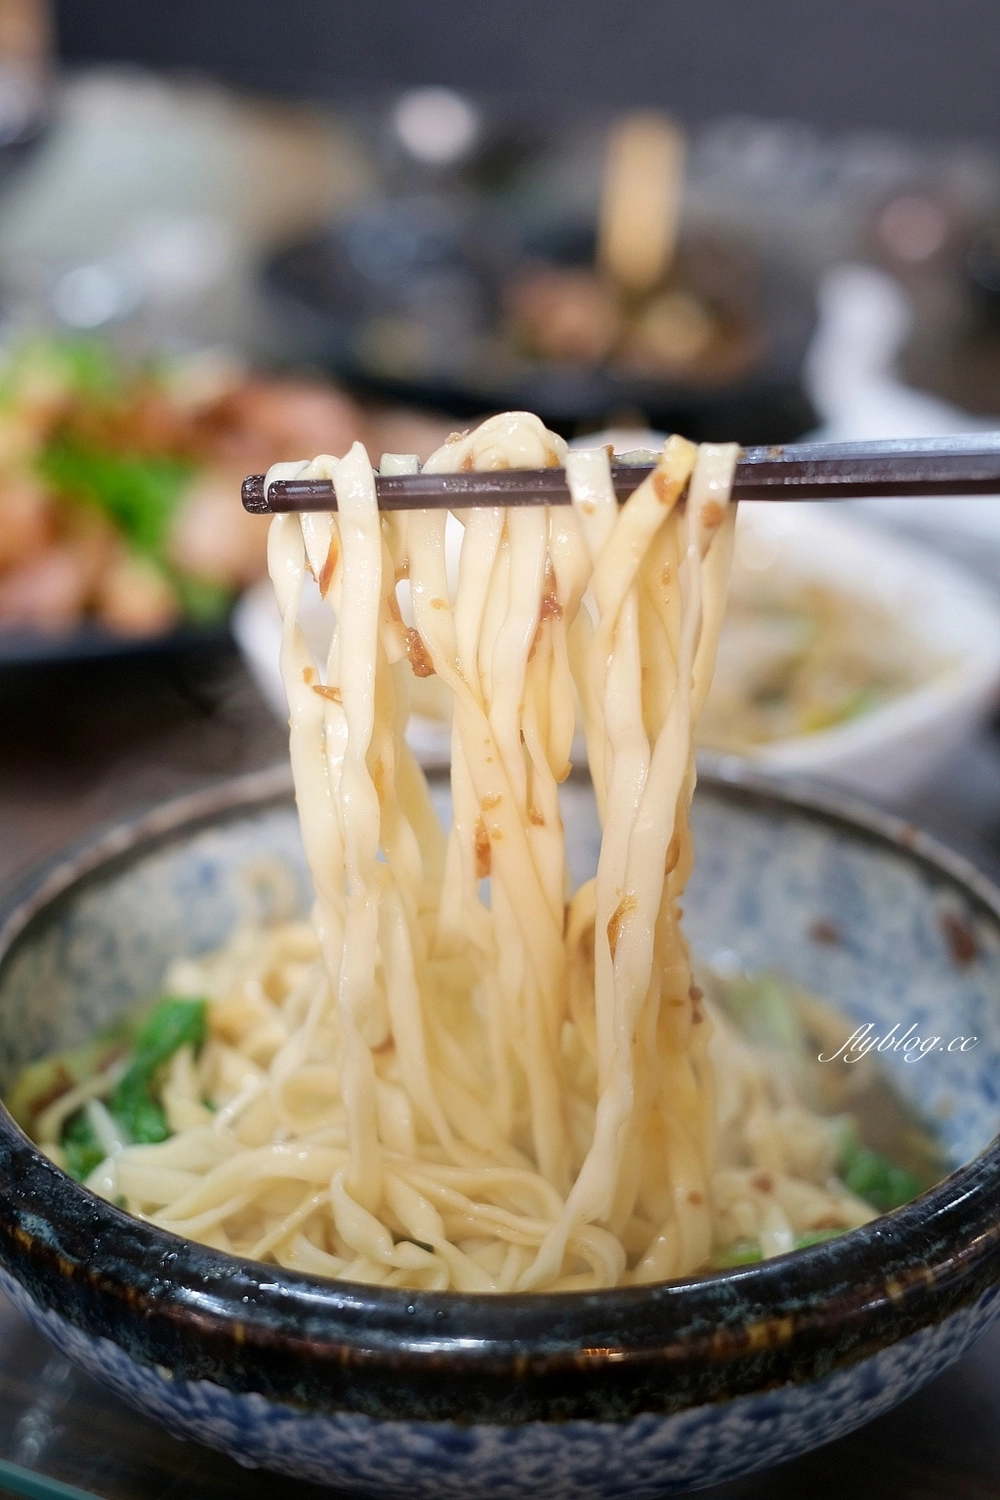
(77, 412), (873, 1290)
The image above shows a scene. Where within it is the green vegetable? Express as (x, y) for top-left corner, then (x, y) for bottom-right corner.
(8, 1034), (125, 1134)
(45, 338), (120, 396)
(38, 439), (233, 625)
(110, 1074), (170, 1145)
(840, 687), (884, 724)
(5, 1004), (157, 1135)
(832, 1115), (860, 1162)
(0, 335), (120, 406)
(172, 573), (233, 624)
(839, 1133), (918, 1213)
(794, 1228), (843, 1249)
(31, 996), (206, 1165)
(709, 1226), (846, 1271)
(61, 1110), (106, 1182)
(46, 995), (208, 1166)
(39, 439), (194, 558)
(709, 1239), (764, 1269)
(132, 996), (208, 1067)
(108, 997), (207, 1145)
(717, 973), (803, 1054)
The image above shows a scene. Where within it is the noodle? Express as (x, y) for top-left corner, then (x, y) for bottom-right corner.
(35, 412), (878, 1291)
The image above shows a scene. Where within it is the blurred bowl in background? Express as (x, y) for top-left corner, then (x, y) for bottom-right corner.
(705, 503), (1000, 800)
(847, 494), (1000, 595)
(234, 443), (1000, 804)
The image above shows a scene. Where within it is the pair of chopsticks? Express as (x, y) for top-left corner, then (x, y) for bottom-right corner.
(242, 434), (1000, 515)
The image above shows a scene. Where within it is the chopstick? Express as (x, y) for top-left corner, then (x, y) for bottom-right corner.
(242, 433), (1000, 514)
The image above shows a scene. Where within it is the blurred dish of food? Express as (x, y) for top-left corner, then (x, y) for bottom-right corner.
(0, 337), (355, 644)
(501, 112), (751, 381)
(263, 209), (815, 444)
(502, 230), (762, 384)
(0, 337), (453, 657)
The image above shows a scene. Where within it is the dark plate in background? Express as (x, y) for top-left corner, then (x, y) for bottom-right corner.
(0, 620), (233, 667)
(262, 199), (818, 444)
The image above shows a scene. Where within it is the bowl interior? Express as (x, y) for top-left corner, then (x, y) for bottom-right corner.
(2, 776), (999, 1179)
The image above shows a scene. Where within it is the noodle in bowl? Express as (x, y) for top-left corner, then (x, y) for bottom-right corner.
(1, 769), (999, 1495)
(40, 412), (878, 1294)
(2, 412), (1000, 1493)
(75, 412), (753, 1294)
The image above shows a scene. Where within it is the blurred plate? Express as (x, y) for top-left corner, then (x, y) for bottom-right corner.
(261, 201), (817, 444)
(0, 620), (232, 666)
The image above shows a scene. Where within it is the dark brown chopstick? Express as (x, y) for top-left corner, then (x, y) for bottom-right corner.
(242, 433), (1000, 514)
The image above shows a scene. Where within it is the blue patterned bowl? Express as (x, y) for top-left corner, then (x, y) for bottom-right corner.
(1, 765), (999, 1498)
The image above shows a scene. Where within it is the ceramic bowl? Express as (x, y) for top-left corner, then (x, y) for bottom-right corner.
(1, 766), (999, 1499)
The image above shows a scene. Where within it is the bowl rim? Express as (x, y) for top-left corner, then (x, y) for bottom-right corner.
(1, 763), (999, 1423)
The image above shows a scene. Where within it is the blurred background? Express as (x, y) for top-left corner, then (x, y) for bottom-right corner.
(4, 0), (1000, 894)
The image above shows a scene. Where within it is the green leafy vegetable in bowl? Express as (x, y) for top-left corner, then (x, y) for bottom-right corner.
(108, 997), (208, 1149)
(10, 996), (208, 1182)
(703, 966), (943, 1270)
